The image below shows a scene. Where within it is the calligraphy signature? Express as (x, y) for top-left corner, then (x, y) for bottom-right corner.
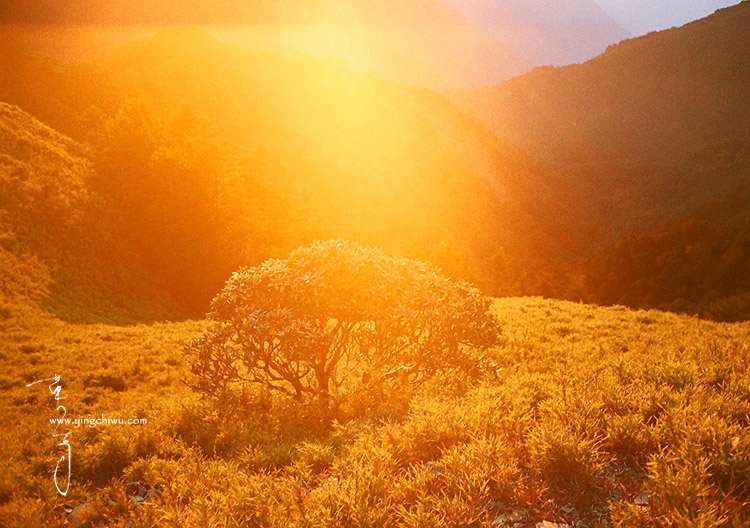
(27, 374), (72, 496)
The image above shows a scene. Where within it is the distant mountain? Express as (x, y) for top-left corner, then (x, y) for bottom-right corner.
(457, 2), (750, 244)
(0, 0), (460, 25)
(455, 2), (750, 318)
(0, 103), (179, 322)
(0, 0), (626, 71)
(595, 0), (740, 35)
(0, 0), (529, 89)
(443, 0), (629, 66)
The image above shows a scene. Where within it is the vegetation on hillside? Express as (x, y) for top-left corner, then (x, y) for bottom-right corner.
(580, 218), (750, 322)
(0, 103), (179, 323)
(455, 2), (750, 319)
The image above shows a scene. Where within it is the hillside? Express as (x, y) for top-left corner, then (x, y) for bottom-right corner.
(1, 29), (579, 312)
(2, 297), (748, 526)
(460, 1), (749, 191)
(454, 2), (750, 317)
(462, 2), (749, 170)
(0, 102), (179, 323)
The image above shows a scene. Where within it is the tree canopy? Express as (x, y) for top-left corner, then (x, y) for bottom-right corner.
(187, 240), (502, 401)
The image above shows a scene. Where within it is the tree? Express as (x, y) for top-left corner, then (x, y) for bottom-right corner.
(186, 240), (502, 401)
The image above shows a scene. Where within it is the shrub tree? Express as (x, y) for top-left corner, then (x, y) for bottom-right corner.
(186, 240), (501, 401)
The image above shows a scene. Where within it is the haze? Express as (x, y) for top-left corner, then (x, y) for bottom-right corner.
(594, 0), (741, 35)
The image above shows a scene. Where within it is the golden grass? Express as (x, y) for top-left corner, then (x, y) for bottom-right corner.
(1, 297), (748, 527)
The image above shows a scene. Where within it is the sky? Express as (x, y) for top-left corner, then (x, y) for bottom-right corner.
(593, 0), (741, 35)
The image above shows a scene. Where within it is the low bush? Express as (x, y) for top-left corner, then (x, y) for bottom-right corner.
(186, 240), (502, 403)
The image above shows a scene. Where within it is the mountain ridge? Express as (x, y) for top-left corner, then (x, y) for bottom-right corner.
(453, 1), (750, 318)
(456, 1), (750, 244)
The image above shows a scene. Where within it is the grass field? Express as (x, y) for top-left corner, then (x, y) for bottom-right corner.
(1, 297), (749, 527)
